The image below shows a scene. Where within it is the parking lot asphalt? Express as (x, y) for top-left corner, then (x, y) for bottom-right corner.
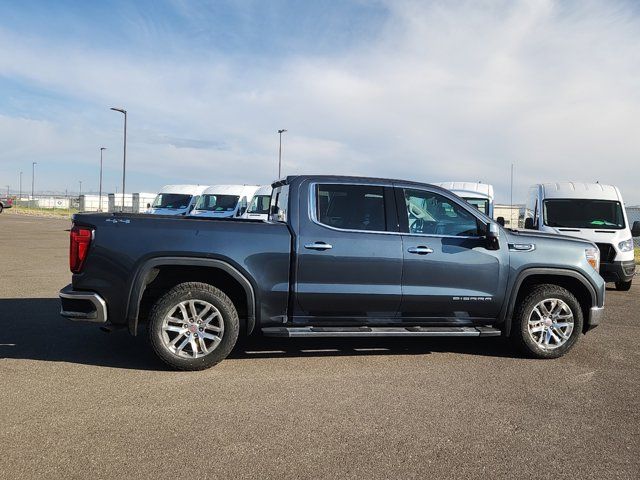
(0, 213), (638, 479)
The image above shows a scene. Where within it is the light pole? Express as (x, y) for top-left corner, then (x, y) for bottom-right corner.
(79, 180), (82, 197)
(31, 162), (37, 208)
(19, 171), (22, 206)
(110, 107), (127, 212)
(99, 147), (106, 212)
(277, 129), (287, 179)
(510, 163), (514, 227)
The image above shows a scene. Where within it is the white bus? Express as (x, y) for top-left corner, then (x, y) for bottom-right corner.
(149, 185), (209, 216)
(434, 182), (494, 218)
(242, 185), (272, 221)
(191, 185), (260, 219)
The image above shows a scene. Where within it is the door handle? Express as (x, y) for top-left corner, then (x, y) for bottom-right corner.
(304, 242), (333, 251)
(407, 246), (434, 255)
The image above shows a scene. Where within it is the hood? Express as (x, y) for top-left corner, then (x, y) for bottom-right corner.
(505, 228), (596, 247)
(190, 209), (235, 218)
(538, 226), (627, 244)
(149, 208), (187, 215)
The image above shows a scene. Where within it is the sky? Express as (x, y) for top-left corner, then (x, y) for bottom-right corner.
(0, 0), (639, 204)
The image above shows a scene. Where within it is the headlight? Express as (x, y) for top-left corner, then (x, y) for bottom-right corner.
(585, 247), (600, 271)
(618, 238), (634, 252)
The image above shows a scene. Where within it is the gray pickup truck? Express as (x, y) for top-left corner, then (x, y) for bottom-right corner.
(60, 175), (605, 370)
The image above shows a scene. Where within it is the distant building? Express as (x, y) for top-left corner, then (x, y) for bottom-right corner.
(494, 204), (525, 228)
(108, 193), (157, 213)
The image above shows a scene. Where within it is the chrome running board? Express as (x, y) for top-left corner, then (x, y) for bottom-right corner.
(262, 326), (501, 338)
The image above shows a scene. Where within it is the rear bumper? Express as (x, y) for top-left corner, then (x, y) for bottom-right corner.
(600, 260), (635, 283)
(59, 284), (108, 323)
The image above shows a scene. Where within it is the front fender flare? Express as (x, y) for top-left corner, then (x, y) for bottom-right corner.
(501, 267), (599, 337)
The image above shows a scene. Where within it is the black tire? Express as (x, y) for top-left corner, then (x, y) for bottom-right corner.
(511, 284), (583, 359)
(0, 204), (3, 213)
(147, 282), (239, 371)
(615, 280), (632, 291)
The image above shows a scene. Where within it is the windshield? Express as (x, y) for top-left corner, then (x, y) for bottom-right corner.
(543, 199), (625, 229)
(152, 194), (192, 210)
(247, 195), (271, 214)
(463, 197), (489, 215)
(196, 194), (239, 212)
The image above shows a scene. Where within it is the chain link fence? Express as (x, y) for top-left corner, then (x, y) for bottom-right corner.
(2, 193), (157, 216)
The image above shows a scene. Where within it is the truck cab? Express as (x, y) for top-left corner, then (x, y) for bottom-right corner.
(191, 185), (260, 219)
(434, 182), (494, 218)
(148, 185), (208, 216)
(524, 182), (639, 291)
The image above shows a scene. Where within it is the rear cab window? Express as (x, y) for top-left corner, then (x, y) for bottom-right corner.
(314, 184), (392, 232)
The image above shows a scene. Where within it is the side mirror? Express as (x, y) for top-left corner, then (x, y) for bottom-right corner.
(146, 203), (151, 209)
(496, 216), (505, 227)
(486, 222), (500, 250)
(632, 221), (640, 237)
(188, 204), (195, 212)
(524, 217), (534, 230)
(240, 207), (247, 216)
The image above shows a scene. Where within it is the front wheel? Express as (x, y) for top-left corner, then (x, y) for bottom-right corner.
(615, 280), (632, 291)
(148, 282), (239, 370)
(511, 284), (583, 359)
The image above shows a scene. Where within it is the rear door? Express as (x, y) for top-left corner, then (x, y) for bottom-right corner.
(397, 186), (509, 322)
(294, 181), (403, 322)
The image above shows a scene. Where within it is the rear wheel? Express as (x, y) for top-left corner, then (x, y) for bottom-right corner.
(148, 282), (239, 370)
(0, 204), (3, 213)
(615, 280), (632, 291)
(511, 284), (583, 359)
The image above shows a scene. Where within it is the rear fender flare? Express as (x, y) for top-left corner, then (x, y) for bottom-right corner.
(126, 257), (256, 336)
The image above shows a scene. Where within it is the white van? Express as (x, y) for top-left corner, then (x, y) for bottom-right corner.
(434, 182), (494, 218)
(149, 185), (208, 216)
(191, 185), (260, 219)
(525, 182), (639, 291)
(242, 185), (272, 221)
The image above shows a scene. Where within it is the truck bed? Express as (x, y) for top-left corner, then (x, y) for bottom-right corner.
(71, 212), (292, 331)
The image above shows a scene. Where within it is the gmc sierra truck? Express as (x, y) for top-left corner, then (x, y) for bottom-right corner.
(59, 175), (605, 370)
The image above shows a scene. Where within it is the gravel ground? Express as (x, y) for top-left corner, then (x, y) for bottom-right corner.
(0, 214), (638, 479)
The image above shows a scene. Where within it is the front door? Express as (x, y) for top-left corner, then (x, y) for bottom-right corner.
(294, 182), (403, 322)
(397, 186), (508, 323)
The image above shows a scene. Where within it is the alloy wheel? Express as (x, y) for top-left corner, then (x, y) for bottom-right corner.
(527, 298), (574, 350)
(160, 300), (224, 358)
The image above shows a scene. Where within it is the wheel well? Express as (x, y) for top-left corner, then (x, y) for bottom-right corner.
(513, 274), (593, 333)
(138, 265), (249, 334)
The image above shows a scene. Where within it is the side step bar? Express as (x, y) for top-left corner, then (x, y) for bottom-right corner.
(262, 326), (502, 338)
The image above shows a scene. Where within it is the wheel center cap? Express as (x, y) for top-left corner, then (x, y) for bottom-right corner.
(188, 324), (198, 333)
(544, 318), (553, 327)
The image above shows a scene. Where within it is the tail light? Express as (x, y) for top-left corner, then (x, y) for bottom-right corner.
(70, 225), (93, 273)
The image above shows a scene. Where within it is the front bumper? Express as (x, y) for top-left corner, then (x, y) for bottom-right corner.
(600, 260), (636, 283)
(586, 306), (605, 331)
(59, 284), (108, 323)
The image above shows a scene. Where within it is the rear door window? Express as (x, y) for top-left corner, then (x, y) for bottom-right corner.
(316, 184), (387, 232)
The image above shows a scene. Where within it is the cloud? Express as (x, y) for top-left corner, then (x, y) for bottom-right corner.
(0, 0), (639, 203)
